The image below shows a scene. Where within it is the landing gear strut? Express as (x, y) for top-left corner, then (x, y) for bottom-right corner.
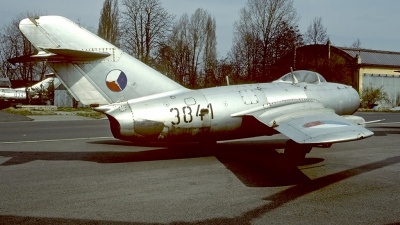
(284, 140), (313, 165)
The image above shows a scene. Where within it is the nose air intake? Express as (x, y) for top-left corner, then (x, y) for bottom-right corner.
(348, 87), (361, 114)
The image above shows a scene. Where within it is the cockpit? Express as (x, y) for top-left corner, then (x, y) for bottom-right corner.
(273, 70), (327, 84)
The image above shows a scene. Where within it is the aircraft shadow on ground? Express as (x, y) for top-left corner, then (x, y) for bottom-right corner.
(213, 141), (323, 187)
(0, 139), (323, 187)
(1, 156), (399, 225)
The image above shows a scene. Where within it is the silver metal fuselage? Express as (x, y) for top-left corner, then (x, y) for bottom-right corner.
(9, 16), (372, 147)
(0, 77), (59, 105)
(0, 88), (26, 101)
(101, 81), (360, 142)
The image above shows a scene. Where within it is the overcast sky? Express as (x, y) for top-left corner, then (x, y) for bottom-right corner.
(1, 0), (399, 57)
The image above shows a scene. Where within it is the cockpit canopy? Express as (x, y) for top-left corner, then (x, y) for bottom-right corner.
(273, 70), (327, 84)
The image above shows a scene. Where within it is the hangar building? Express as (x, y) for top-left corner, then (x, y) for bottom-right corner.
(273, 43), (400, 107)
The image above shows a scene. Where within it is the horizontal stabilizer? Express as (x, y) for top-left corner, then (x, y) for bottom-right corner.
(8, 48), (110, 64)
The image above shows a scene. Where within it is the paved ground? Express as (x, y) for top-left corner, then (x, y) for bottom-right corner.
(0, 111), (33, 122)
(0, 110), (97, 122)
(27, 114), (97, 121)
(0, 112), (399, 224)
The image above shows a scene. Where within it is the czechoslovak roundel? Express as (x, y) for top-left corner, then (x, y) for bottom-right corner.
(106, 69), (128, 92)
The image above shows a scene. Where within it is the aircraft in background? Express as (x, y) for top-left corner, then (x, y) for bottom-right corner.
(0, 73), (60, 108)
(8, 16), (374, 164)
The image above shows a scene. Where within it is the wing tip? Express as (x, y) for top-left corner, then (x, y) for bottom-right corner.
(301, 130), (374, 144)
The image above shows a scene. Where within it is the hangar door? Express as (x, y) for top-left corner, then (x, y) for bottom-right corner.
(362, 73), (400, 107)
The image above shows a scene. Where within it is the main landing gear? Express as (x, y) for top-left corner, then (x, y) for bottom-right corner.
(284, 140), (313, 166)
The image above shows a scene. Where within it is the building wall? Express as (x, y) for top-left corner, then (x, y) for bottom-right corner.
(357, 66), (400, 92)
(54, 90), (87, 108)
(357, 67), (400, 107)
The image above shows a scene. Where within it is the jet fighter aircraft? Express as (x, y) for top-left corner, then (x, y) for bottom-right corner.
(0, 74), (60, 108)
(9, 16), (373, 163)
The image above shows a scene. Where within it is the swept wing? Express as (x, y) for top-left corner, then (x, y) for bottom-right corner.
(233, 101), (373, 144)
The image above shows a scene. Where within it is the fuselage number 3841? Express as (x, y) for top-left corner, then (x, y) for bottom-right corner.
(170, 103), (214, 125)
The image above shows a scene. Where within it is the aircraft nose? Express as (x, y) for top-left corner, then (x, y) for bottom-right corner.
(348, 87), (361, 113)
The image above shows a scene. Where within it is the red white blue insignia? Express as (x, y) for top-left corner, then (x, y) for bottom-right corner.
(106, 69), (128, 92)
(303, 120), (350, 128)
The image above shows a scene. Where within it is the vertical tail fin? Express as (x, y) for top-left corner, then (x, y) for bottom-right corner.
(12, 15), (184, 105)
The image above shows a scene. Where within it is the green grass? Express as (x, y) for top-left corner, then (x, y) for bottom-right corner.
(76, 112), (106, 119)
(2, 107), (105, 119)
(57, 107), (96, 112)
(2, 107), (32, 116)
(357, 108), (400, 113)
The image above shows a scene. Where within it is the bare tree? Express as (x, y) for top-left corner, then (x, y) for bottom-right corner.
(304, 17), (329, 45)
(0, 13), (48, 85)
(229, 0), (300, 81)
(186, 8), (217, 87)
(202, 15), (218, 87)
(156, 8), (217, 88)
(0, 13), (50, 105)
(120, 0), (174, 65)
(98, 0), (120, 46)
(158, 14), (191, 84)
(351, 38), (362, 49)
